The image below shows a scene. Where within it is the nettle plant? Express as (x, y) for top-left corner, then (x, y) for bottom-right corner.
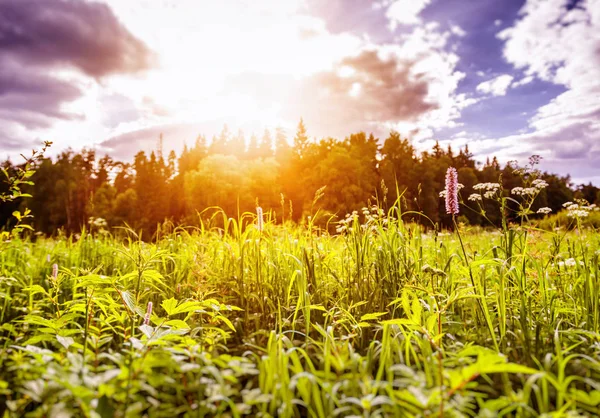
(0, 141), (52, 238)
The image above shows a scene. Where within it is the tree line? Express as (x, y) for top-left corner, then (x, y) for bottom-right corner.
(1, 120), (598, 235)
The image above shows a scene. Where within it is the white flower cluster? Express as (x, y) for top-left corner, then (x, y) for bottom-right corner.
(536, 207), (552, 215)
(557, 258), (583, 268)
(472, 182), (501, 199)
(439, 183), (464, 198)
(336, 205), (388, 234)
(563, 201), (599, 218)
(361, 205), (385, 220)
(511, 179), (548, 196)
(532, 179), (549, 189)
(473, 182), (501, 191)
(336, 211), (359, 233)
(468, 194), (482, 202)
(88, 217), (108, 228)
(511, 187), (538, 196)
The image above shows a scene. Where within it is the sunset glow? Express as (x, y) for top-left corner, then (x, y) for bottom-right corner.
(2, 2), (600, 415)
(0, 0), (598, 184)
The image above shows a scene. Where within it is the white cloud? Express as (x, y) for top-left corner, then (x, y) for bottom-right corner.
(476, 74), (514, 96)
(385, 0), (432, 28)
(511, 75), (534, 88)
(450, 24), (467, 37)
(495, 0), (600, 179)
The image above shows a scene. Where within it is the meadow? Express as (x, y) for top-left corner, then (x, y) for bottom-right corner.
(1, 195), (599, 418)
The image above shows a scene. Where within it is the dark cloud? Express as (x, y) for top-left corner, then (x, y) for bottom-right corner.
(0, 61), (83, 128)
(288, 49), (436, 138)
(317, 49), (435, 122)
(225, 49), (436, 139)
(0, 0), (154, 78)
(0, 0), (155, 151)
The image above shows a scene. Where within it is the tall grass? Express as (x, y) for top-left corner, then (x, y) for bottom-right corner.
(0, 206), (599, 417)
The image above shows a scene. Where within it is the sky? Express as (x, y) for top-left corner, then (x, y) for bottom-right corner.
(0, 0), (598, 184)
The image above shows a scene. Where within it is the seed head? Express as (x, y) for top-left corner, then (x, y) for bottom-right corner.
(256, 206), (264, 232)
(445, 167), (459, 215)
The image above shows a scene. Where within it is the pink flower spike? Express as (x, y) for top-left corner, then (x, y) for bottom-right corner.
(445, 167), (459, 215)
(143, 301), (153, 326)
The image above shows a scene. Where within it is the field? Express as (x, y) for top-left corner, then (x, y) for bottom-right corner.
(1, 208), (599, 417)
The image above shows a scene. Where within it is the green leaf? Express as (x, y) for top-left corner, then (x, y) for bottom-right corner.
(161, 297), (178, 316)
(360, 312), (387, 322)
(164, 319), (190, 329)
(25, 285), (48, 296)
(161, 297), (203, 316)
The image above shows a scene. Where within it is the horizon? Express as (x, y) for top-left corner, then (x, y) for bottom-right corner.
(0, 0), (598, 184)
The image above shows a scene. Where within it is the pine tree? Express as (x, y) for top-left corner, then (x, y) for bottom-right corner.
(293, 118), (309, 159)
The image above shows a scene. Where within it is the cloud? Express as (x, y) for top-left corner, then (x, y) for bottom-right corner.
(476, 74), (514, 96)
(311, 49), (435, 121)
(383, 0), (433, 28)
(99, 123), (200, 160)
(449, 24), (467, 37)
(223, 26), (473, 141)
(0, 60), (83, 129)
(0, 125), (38, 154)
(0, 0), (154, 78)
(496, 0), (600, 170)
(0, 0), (154, 153)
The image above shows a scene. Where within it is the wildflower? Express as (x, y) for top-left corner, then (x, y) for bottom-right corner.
(468, 193), (482, 202)
(256, 207), (264, 232)
(532, 179), (548, 189)
(529, 155), (542, 165)
(537, 207), (552, 215)
(511, 187), (537, 196)
(52, 263), (58, 280)
(564, 258), (577, 267)
(473, 182), (501, 191)
(565, 201), (593, 218)
(143, 301), (153, 325)
(567, 209), (589, 218)
(445, 167), (459, 215)
(46, 254), (51, 263)
(484, 191), (496, 199)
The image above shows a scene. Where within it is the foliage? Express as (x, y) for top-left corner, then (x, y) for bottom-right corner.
(0, 141), (51, 237)
(1, 124), (596, 236)
(0, 202), (599, 416)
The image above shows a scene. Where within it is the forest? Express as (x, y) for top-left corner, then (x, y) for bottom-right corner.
(1, 119), (598, 236)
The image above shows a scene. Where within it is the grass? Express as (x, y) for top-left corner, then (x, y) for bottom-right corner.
(0, 206), (599, 417)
